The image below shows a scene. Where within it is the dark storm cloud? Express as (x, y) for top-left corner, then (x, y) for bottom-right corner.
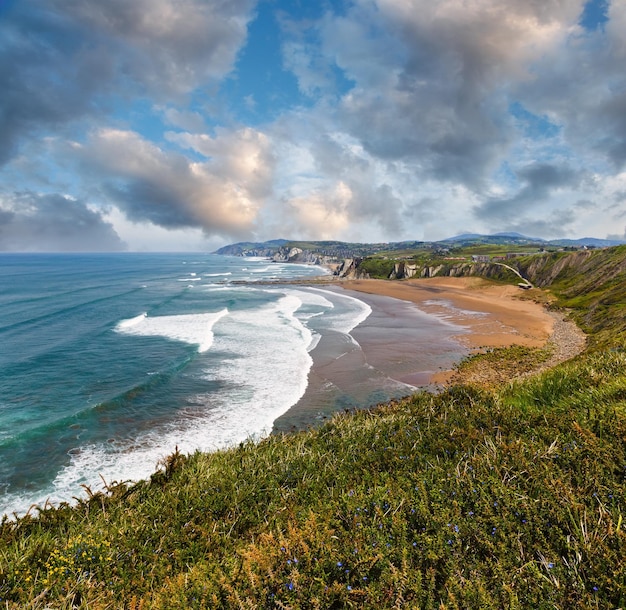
(474, 164), (580, 221)
(0, 192), (126, 251)
(323, 0), (584, 189)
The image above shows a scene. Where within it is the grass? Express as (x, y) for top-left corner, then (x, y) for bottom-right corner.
(446, 344), (553, 389)
(1, 248), (626, 608)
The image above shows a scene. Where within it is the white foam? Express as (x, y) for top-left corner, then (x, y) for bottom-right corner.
(307, 287), (372, 334)
(205, 272), (232, 277)
(178, 277), (202, 282)
(308, 332), (322, 352)
(276, 288), (334, 310)
(0, 294), (317, 518)
(116, 312), (147, 329)
(201, 293), (313, 433)
(116, 309), (229, 352)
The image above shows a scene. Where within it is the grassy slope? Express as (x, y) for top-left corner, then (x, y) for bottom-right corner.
(2, 250), (626, 609)
(520, 245), (626, 346)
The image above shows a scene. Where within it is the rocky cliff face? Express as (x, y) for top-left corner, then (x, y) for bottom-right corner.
(387, 260), (514, 281)
(519, 251), (594, 287)
(367, 249), (622, 288)
(334, 258), (370, 279)
(271, 246), (334, 266)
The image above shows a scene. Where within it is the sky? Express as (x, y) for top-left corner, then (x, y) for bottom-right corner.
(0, 0), (625, 252)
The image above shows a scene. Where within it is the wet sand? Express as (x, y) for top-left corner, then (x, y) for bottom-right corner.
(273, 277), (558, 433)
(344, 277), (554, 350)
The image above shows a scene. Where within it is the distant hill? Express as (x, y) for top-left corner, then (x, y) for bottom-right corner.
(441, 233), (625, 248)
(214, 234), (626, 259)
(213, 239), (290, 256)
(549, 237), (626, 247)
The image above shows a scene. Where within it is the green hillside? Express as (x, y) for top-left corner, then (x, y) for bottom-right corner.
(1, 248), (625, 609)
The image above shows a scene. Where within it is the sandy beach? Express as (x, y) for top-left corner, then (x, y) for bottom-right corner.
(273, 276), (585, 433)
(343, 277), (555, 350)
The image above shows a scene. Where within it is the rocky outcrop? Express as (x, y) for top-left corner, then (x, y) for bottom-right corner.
(271, 246), (334, 266)
(385, 260), (516, 281)
(334, 258), (370, 279)
(272, 247), (303, 262)
(520, 251), (593, 287)
(389, 262), (419, 279)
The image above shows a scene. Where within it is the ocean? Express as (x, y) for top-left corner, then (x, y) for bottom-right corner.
(0, 253), (465, 518)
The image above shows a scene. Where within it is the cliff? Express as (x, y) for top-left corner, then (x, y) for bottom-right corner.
(388, 260), (517, 282)
(376, 245), (626, 344)
(271, 246), (335, 266)
(334, 257), (370, 279)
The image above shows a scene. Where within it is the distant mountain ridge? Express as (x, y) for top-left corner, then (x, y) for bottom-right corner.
(214, 234), (626, 257)
(440, 232), (625, 247)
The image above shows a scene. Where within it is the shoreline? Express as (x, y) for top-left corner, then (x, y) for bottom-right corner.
(273, 276), (585, 432)
(272, 284), (468, 432)
(342, 277), (554, 350)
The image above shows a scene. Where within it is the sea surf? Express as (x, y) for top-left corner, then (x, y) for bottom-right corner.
(0, 252), (465, 518)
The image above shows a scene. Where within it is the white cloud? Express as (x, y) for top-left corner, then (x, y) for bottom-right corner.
(79, 129), (265, 239)
(3, 0), (626, 248)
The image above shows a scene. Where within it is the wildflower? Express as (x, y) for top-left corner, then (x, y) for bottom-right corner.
(337, 561), (343, 567)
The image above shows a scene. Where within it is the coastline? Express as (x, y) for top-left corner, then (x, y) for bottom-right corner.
(273, 276), (585, 432)
(343, 277), (555, 350)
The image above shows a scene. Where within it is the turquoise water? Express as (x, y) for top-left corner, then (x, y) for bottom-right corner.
(0, 253), (467, 518)
(0, 253), (361, 517)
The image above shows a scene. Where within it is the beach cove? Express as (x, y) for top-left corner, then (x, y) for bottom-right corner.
(0, 254), (585, 517)
(274, 275), (586, 432)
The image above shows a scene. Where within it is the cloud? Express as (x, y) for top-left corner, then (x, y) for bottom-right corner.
(78, 128), (273, 239)
(0, 0), (255, 166)
(500, 209), (578, 238)
(510, 1), (626, 169)
(0, 192), (126, 252)
(283, 182), (352, 240)
(318, 0), (583, 188)
(3, 0), (626, 248)
(474, 163), (580, 222)
(49, 0), (254, 97)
